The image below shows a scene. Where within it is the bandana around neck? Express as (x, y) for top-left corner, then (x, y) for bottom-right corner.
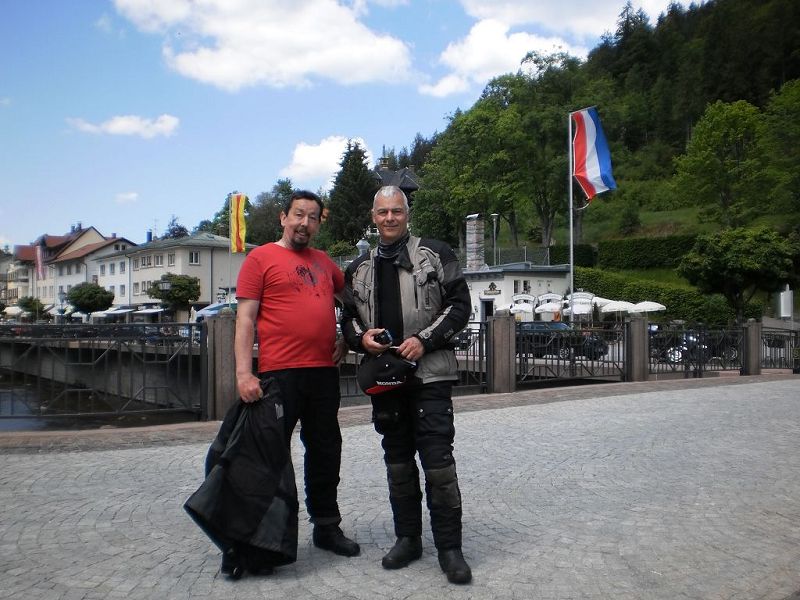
(377, 231), (410, 259)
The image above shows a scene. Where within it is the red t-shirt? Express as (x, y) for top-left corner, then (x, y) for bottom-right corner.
(236, 243), (344, 372)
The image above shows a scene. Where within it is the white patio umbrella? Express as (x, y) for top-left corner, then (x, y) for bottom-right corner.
(629, 301), (666, 314)
(600, 300), (635, 314)
(535, 301), (564, 314)
(3, 306), (23, 317)
(592, 296), (614, 308)
(563, 303), (593, 316)
(509, 303), (534, 314)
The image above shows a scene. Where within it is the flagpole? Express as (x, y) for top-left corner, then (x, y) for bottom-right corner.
(227, 192), (233, 308)
(568, 110), (575, 322)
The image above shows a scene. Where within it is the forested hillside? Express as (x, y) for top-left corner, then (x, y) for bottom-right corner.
(390, 0), (800, 250)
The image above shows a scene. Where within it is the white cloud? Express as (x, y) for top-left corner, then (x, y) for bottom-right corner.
(66, 114), (179, 139)
(459, 1), (695, 39)
(114, 0), (413, 91)
(420, 19), (586, 97)
(115, 192), (139, 204)
(0, 97), (10, 107)
(280, 135), (373, 192)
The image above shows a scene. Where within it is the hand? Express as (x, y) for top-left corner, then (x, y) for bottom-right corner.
(237, 372), (262, 403)
(361, 328), (391, 355)
(396, 336), (425, 362)
(332, 337), (348, 365)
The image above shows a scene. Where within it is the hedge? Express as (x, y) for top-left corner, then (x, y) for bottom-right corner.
(597, 235), (698, 269)
(549, 243), (596, 267)
(574, 267), (761, 327)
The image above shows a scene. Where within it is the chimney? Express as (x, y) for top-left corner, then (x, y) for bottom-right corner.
(146, 230), (153, 243)
(465, 215), (485, 271)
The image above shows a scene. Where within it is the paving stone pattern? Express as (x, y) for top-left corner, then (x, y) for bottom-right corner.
(1, 376), (799, 599)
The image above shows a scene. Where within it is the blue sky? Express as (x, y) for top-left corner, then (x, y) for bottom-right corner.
(0, 0), (689, 249)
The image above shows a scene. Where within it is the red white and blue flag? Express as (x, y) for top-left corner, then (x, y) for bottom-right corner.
(571, 107), (617, 200)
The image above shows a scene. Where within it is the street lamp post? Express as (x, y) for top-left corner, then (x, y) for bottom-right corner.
(58, 290), (67, 323)
(490, 213), (499, 266)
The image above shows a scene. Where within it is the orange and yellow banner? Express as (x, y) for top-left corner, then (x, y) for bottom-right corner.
(229, 193), (248, 253)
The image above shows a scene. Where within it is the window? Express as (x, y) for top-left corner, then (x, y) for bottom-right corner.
(108, 285), (115, 296)
(75, 264), (81, 273)
(167, 253), (175, 266)
(133, 282), (140, 295)
(67, 265), (72, 275)
(523, 280), (531, 293)
(133, 258), (139, 270)
(120, 261), (126, 273)
(141, 255), (152, 267)
(100, 264), (106, 275)
(513, 279), (521, 294)
(120, 284), (125, 297)
(58, 266), (64, 276)
(109, 263), (115, 275)
(189, 251), (200, 265)
(155, 254), (163, 267)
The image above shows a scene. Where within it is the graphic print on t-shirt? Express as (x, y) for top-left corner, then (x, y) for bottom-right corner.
(289, 261), (325, 297)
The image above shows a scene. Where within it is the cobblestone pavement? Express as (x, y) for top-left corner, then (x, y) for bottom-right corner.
(1, 375), (799, 599)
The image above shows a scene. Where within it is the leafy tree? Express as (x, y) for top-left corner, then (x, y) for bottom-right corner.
(672, 100), (763, 228)
(194, 191), (250, 238)
(326, 240), (356, 257)
(677, 227), (799, 323)
(758, 80), (800, 215)
(17, 296), (46, 319)
(618, 199), (641, 235)
(162, 215), (189, 239)
(327, 141), (379, 245)
(248, 179), (293, 245)
(67, 284), (114, 316)
(147, 273), (201, 314)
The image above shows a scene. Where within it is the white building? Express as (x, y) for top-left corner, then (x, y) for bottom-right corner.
(110, 232), (253, 320)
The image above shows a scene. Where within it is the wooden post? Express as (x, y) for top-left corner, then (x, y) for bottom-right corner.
(488, 315), (516, 394)
(206, 311), (237, 420)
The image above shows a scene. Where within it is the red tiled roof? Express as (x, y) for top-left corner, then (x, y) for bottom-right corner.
(53, 239), (120, 262)
(13, 245), (35, 262)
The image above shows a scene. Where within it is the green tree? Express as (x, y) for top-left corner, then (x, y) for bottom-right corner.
(672, 100), (763, 228)
(147, 273), (201, 314)
(162, 215), (189, 239)
(194, 191), (250, 238)
(327, 141), (379, 245)
(758, 80), (800, 215)
(677, 227), (799, 323)
(67, 284), (114, 316)
(248, 179), (293, 245)
(17, 296), (46, 319)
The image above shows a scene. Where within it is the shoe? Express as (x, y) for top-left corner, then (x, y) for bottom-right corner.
(438, 548), (472, 584)
(220, 548), (244, 580)
(381, 536), (422, 570)
(312, 525), (361, 557)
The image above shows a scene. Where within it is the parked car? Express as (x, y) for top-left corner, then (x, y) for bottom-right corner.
(516, 321), (608, 360)
(194, 302), (238, 323)
(649, 327), (740, 364)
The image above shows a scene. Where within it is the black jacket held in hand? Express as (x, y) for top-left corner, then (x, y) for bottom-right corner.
(184, 378), (298, 568)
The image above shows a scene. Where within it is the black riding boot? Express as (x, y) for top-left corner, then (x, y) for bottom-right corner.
(425, 464), (471, 584)
(386, 461), (423, 538)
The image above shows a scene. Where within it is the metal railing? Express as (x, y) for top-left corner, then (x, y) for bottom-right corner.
(648, 327), (743, 377)
(761, 328), (799, 370)
(0, 322), (205, 422)
(515, 324), (625, 386)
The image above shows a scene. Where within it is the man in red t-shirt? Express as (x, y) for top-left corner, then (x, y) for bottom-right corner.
(234, 190), (359, 575)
